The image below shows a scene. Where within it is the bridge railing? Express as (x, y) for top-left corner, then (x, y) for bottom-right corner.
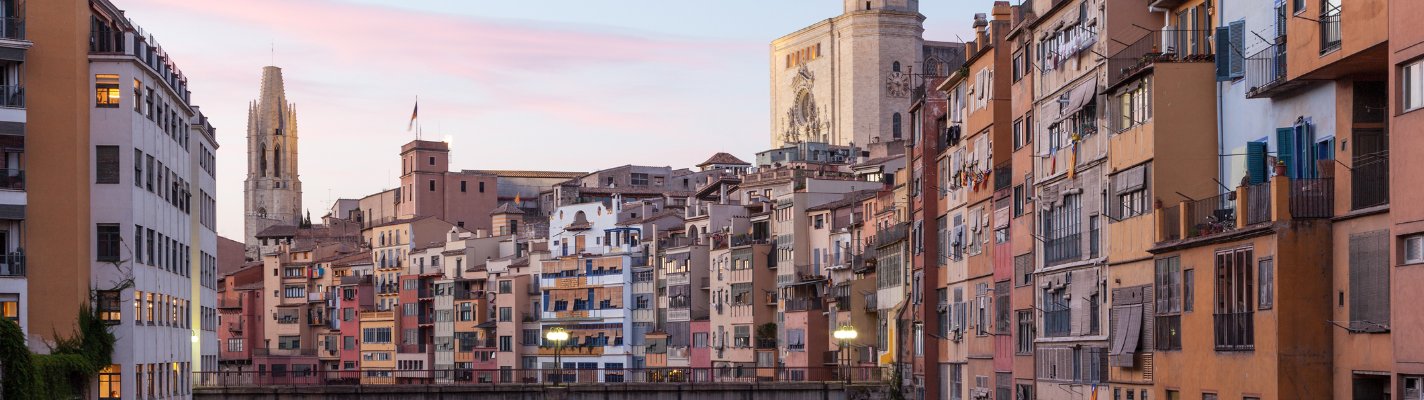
(194, 366), (889, 388)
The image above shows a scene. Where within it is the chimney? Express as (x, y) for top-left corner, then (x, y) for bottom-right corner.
(992, 1), (1012, 21)
(973, 13), (989, 47)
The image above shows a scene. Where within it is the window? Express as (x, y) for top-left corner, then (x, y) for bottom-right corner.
(1349, 230), (1390, 332)
(145, 155), (155, 191)
(479, 182), (485, 192)
(0, 295), (17, 322)
(1043, 194), (1081, 265)
(733, 325), (750, 348)
(1043, 284), (1069, 337)
(499, 336), (512, 352)
(630, 173), (649, 186)
(227, 338), (244, 352)
(428, 180), (436, 191)
(95, 146), (121, 184)
(97, 290), (122, 324)
(1258, 258), (1274, 310)
(1016, 310), (1033, 354)
(1155, 257), (1183, 350)
(95, 74), (121, 107)
(278, 335), (301, 350)
(1012, 118), (1024, 149)
(786, 329), (805, 351)
(460, 181), (467, 192)
(362, 328), (392, 343)
(1184, 269), (1195, 312)
(1012, 51), (1026, 82)
(892, 113), (902, 139)
(1406, 59), (1424, 112)
(499, 307), (512, 322)
(96, 224), (121, 262)
(1214, 247), (1255, 350)
(283, 285), (305, 298)
(99, 365), (121, 400)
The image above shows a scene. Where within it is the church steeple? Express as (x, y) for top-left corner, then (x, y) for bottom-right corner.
(244, 66), (304, 258)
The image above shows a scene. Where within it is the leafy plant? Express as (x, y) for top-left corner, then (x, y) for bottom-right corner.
(0, 304), (117, 400)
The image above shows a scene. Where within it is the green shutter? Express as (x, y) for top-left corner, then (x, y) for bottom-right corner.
(1215, 26), (1232, 81)
(1275, 127), (1295, 178)
(1247, 142), (1267, 184)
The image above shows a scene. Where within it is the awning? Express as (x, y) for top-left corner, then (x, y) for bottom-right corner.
(1056, 76), (1099, 123)
(1109, 304), (1143, 367)
(1114, 164), (1147, 195)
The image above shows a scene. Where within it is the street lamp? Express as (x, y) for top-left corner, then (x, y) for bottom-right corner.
(546, 327), (570, 385)
(833, 324), (858, 383)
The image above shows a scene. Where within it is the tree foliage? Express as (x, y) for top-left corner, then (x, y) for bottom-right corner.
(0, 305), (116, 399)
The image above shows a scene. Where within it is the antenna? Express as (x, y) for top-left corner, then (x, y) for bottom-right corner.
(270, 41), (275, 65)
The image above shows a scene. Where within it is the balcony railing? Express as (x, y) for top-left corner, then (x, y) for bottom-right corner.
(1244, 183), (1272, 225)
(0, 17), (23, 40)
(0, 85), (23, 109)
(89, 28), (124, 53)
(993, 165), (1012, 191)
(874, 223), (908, 248)
(1106, 29), (1215, 86)
(1184, 192), (1236, 239)
(1289, 178), (1334, 219)
(1245, 43), (1288, 98)
(0, 253), (23, 277)
(784, 298), (823, 312)
(1043, 308), (1071, 337)
(1043, 233), (1081, 266)
(863, 294), (877, 311)
(730, 234), (771, 247)
(1213, 312), (1255, 351)
(755, 338), (777, 349)
(1320, 5), (1341, 54)
(1351, 155), (1389, 210)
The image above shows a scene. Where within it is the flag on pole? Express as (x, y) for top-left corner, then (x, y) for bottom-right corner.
(407, 100), (419, 132)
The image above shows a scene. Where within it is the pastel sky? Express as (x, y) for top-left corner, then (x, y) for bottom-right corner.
(115, 0), (986, 239)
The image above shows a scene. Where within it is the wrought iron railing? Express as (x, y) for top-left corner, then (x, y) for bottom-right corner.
(1043, 233), (1081, 266)
(1289, 178), (1334, 218)
(1244, 183), (1272, 225)
(0, 253), (22, 277)
(1351, 155), (1389, 210)
(1320, 5), (1342, 54)
(1184, 192), (1236, 239)
(1245, 42), (1288, 98)
(1160, 204), (1181, 241)
(1106, 29), (1216, 86)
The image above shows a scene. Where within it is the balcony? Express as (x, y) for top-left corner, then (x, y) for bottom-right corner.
(89, 28), (124, 54)
(1350, 154), (1388, 210)
(1243, 183), (1272, 226)
(755, 338), (777, 350)
(784, 298), (823, 312)
(0, 253), (22, 277)
(1319, 4), (1341, 54)
(730, 234), (771, 247)
(1043, 233), (1081, 266)
(1106, 29), (1215, 87)
(863, 294), (877, 312)
(306, 292), (325, 303)
(1184, 192), (1236, 240)
(874, 223), (908, 248)
(0, 17), (22, 40)
(1289, 178), (1334, 218)
(1245, 43), (1300, 99)
(0, 85), (22, 109)
(376, 282), (398, 295)
(993, 164), (1012, 192)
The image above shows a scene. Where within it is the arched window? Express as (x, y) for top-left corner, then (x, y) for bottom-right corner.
(259, 143), (268, 177)
(273, 144), (282, 178)
(893, 61), (901, 73)
(892, 113), (902, 139)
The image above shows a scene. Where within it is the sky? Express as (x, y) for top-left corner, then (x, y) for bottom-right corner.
(115, 0), (986, 239)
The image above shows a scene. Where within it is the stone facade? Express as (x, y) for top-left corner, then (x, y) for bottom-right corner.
(244, 66), (304, 258)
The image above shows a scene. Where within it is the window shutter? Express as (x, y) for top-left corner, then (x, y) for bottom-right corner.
(1348, 230), (1390, 332)
(1246, 141), (1268, 184)
(1215, 26), (1232, 81)
(1229, 21), (1246, 78)
(1275, 127), (1295, 178)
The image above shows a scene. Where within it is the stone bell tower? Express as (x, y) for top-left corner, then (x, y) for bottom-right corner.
(243, 66), (303, 258)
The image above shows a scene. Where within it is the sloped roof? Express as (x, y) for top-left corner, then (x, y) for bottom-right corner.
(698, 152), (750, 167)
(254, 224), (298, 238)
(807, 190), (878, 212)
(462, 169), (585, 179)
(490, 202), (525, 215)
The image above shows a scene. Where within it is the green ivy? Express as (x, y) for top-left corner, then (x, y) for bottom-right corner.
(0, 304), (116, 400)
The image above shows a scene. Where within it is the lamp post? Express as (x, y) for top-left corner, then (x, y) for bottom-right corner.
(833, 324), (858, 384)
(546, 327), (569, 385)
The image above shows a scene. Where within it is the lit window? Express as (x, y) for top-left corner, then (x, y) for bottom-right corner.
(95, 74), (121, 108)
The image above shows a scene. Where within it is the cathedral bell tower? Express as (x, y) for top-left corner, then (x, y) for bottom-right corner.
(243, 66), (303, 258)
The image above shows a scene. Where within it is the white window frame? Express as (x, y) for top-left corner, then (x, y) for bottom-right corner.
(1405, 234), (1424, 265)
(1404, 59), (1424, 112)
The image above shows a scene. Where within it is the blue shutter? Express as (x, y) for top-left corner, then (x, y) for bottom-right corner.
(1275, 127), (1295, 178)
(1247, 142), (1268, 184)
(1215, 26), (1232, 81)
(1229, 21), (1246, 78)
